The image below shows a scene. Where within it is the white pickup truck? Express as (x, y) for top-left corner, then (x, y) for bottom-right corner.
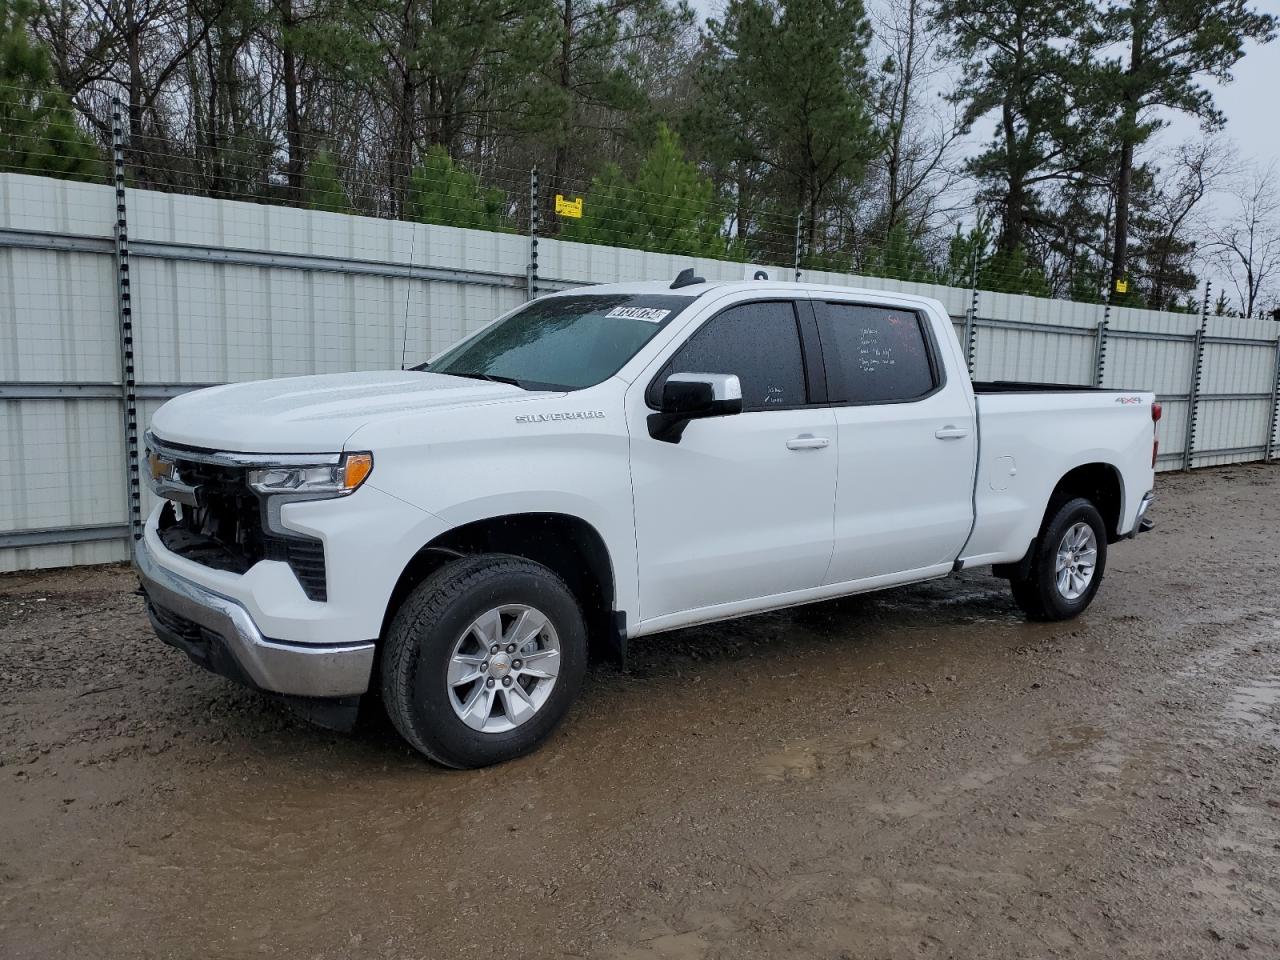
(138, 273), (1158, 767)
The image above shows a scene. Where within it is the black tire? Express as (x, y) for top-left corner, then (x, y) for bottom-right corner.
(1009, 497), (1108, 622)
(381, 554), (588, 769)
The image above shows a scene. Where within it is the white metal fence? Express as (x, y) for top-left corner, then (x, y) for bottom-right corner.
(3, 172), (1279, 572)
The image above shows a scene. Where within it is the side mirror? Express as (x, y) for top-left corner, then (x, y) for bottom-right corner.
(648, 373), (743, 443)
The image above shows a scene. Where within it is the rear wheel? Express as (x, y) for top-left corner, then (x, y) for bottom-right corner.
(381, 554), (588, 768)
(1009, 497), (1108, 622)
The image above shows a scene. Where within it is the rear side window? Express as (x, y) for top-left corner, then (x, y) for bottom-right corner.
(650, 301), (808, 411)
(817, 302), (937, 404)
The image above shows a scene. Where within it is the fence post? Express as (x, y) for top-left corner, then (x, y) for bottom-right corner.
(1266, 336), (1280, 462)
(962, 251), (979, 378)
(793, 211), (804, 282)
(1093, 289), (1111, 387)
(527, 165), (539, 300)
(1182, 281), (1211, 471)
(112, 98), (142, 545)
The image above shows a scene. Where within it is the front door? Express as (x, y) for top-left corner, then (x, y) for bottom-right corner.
(627, 299), (837, 626)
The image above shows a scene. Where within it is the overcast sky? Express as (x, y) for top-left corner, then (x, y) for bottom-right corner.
(1159, 30), (1277, 172)
(686, 0), (1280, 174)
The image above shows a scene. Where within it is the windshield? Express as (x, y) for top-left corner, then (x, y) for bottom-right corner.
(425, 293), (695, 391)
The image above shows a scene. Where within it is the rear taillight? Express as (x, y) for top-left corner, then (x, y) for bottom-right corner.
(1151, 403), (1161, 467)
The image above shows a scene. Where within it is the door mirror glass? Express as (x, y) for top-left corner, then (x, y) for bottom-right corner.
(650, 373), (743, 443)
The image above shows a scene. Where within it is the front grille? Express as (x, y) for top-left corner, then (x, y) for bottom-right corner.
(154, 440), (328, 601)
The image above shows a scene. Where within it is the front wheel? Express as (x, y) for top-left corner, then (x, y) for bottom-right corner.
(381, 554), (588, 768)
(1009, 497), (1108, 622)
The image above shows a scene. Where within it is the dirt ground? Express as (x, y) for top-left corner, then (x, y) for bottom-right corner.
(2, 465), (1279, 960)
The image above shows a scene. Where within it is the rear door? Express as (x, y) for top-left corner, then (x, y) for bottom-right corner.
(815, 298), (977, 584)
(626, 298), (837, 625)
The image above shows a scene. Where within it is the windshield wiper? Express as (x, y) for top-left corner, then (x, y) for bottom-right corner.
(442, 371), (527, 388)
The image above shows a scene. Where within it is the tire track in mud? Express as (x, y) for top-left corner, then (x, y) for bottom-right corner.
(2, 464), (1280, 959)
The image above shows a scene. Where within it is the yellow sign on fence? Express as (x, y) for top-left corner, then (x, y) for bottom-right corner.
(1115, 278), (1129, 294)
(555, 194), (583, 219)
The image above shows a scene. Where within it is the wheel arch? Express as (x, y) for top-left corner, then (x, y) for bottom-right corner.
(380, 512), (619, 656)
(1047, 461), (1124, 542)
(993, 461), (1124, 581)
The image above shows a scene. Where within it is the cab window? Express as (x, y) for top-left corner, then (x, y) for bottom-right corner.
(816, 302), (937, 404)
(649, 301), (808, 411)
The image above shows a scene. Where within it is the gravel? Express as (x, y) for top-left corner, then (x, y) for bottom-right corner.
(2, 464), (1279, 959)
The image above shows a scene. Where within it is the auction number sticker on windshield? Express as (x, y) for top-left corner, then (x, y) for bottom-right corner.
(604, 306), (671, 323)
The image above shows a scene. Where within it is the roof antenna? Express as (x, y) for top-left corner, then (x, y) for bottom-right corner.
(670, 267), (705, 289)
(400, 222), (418, 370)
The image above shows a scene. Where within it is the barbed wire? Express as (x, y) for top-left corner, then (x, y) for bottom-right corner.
(0, 85), (1224, 306)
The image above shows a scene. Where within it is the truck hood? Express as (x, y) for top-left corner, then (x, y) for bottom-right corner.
(149, 371), (542, 452)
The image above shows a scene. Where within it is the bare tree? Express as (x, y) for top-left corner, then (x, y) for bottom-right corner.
(1135, 137), (1230, 310)
(869, 0), (964, 235)
(1208, 161), (1280, 318)
(32, 0), (227, 181)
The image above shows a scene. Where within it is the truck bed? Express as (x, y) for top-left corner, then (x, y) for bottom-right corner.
(960, 383), (1156, 566)
(972, 380), (1128, 394)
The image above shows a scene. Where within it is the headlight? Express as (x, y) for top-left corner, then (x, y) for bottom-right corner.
(145, 446), (198, 505)
(146, 448), (178, 491)
(248, 452), (374, 498)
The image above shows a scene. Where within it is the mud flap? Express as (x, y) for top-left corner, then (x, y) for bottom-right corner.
(600, 611), (628, 668)
(992, 539), (1037, 581)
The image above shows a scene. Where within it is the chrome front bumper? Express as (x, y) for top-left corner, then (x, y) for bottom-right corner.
(134, 538), (375, 698)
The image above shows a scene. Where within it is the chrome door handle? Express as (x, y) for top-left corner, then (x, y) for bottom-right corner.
(786, 435), (831, 451)
(934, 426), (969, 440)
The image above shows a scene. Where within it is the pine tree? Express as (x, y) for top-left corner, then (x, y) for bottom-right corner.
(935, 0), (1109, 266)
(406, 146), (509, 231)
(303, 148), (352, 213)
(264, 0), (375, 203)
(0, 0), (100, 180)
(941, 221), (990, 289)
(542, 0), (695, 199)
(560, 124), (728, 258)
(1126, 158), (1208, 311)
(859, 222), (937, 283)
(361, 0), (560, 213)
(1093, 0), (1276, 292)
(1213, 288), (1237, 317)
(981, 247), (1052, 297)
(939, 217), (1051, 296)
(702, 0), (877, 255)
